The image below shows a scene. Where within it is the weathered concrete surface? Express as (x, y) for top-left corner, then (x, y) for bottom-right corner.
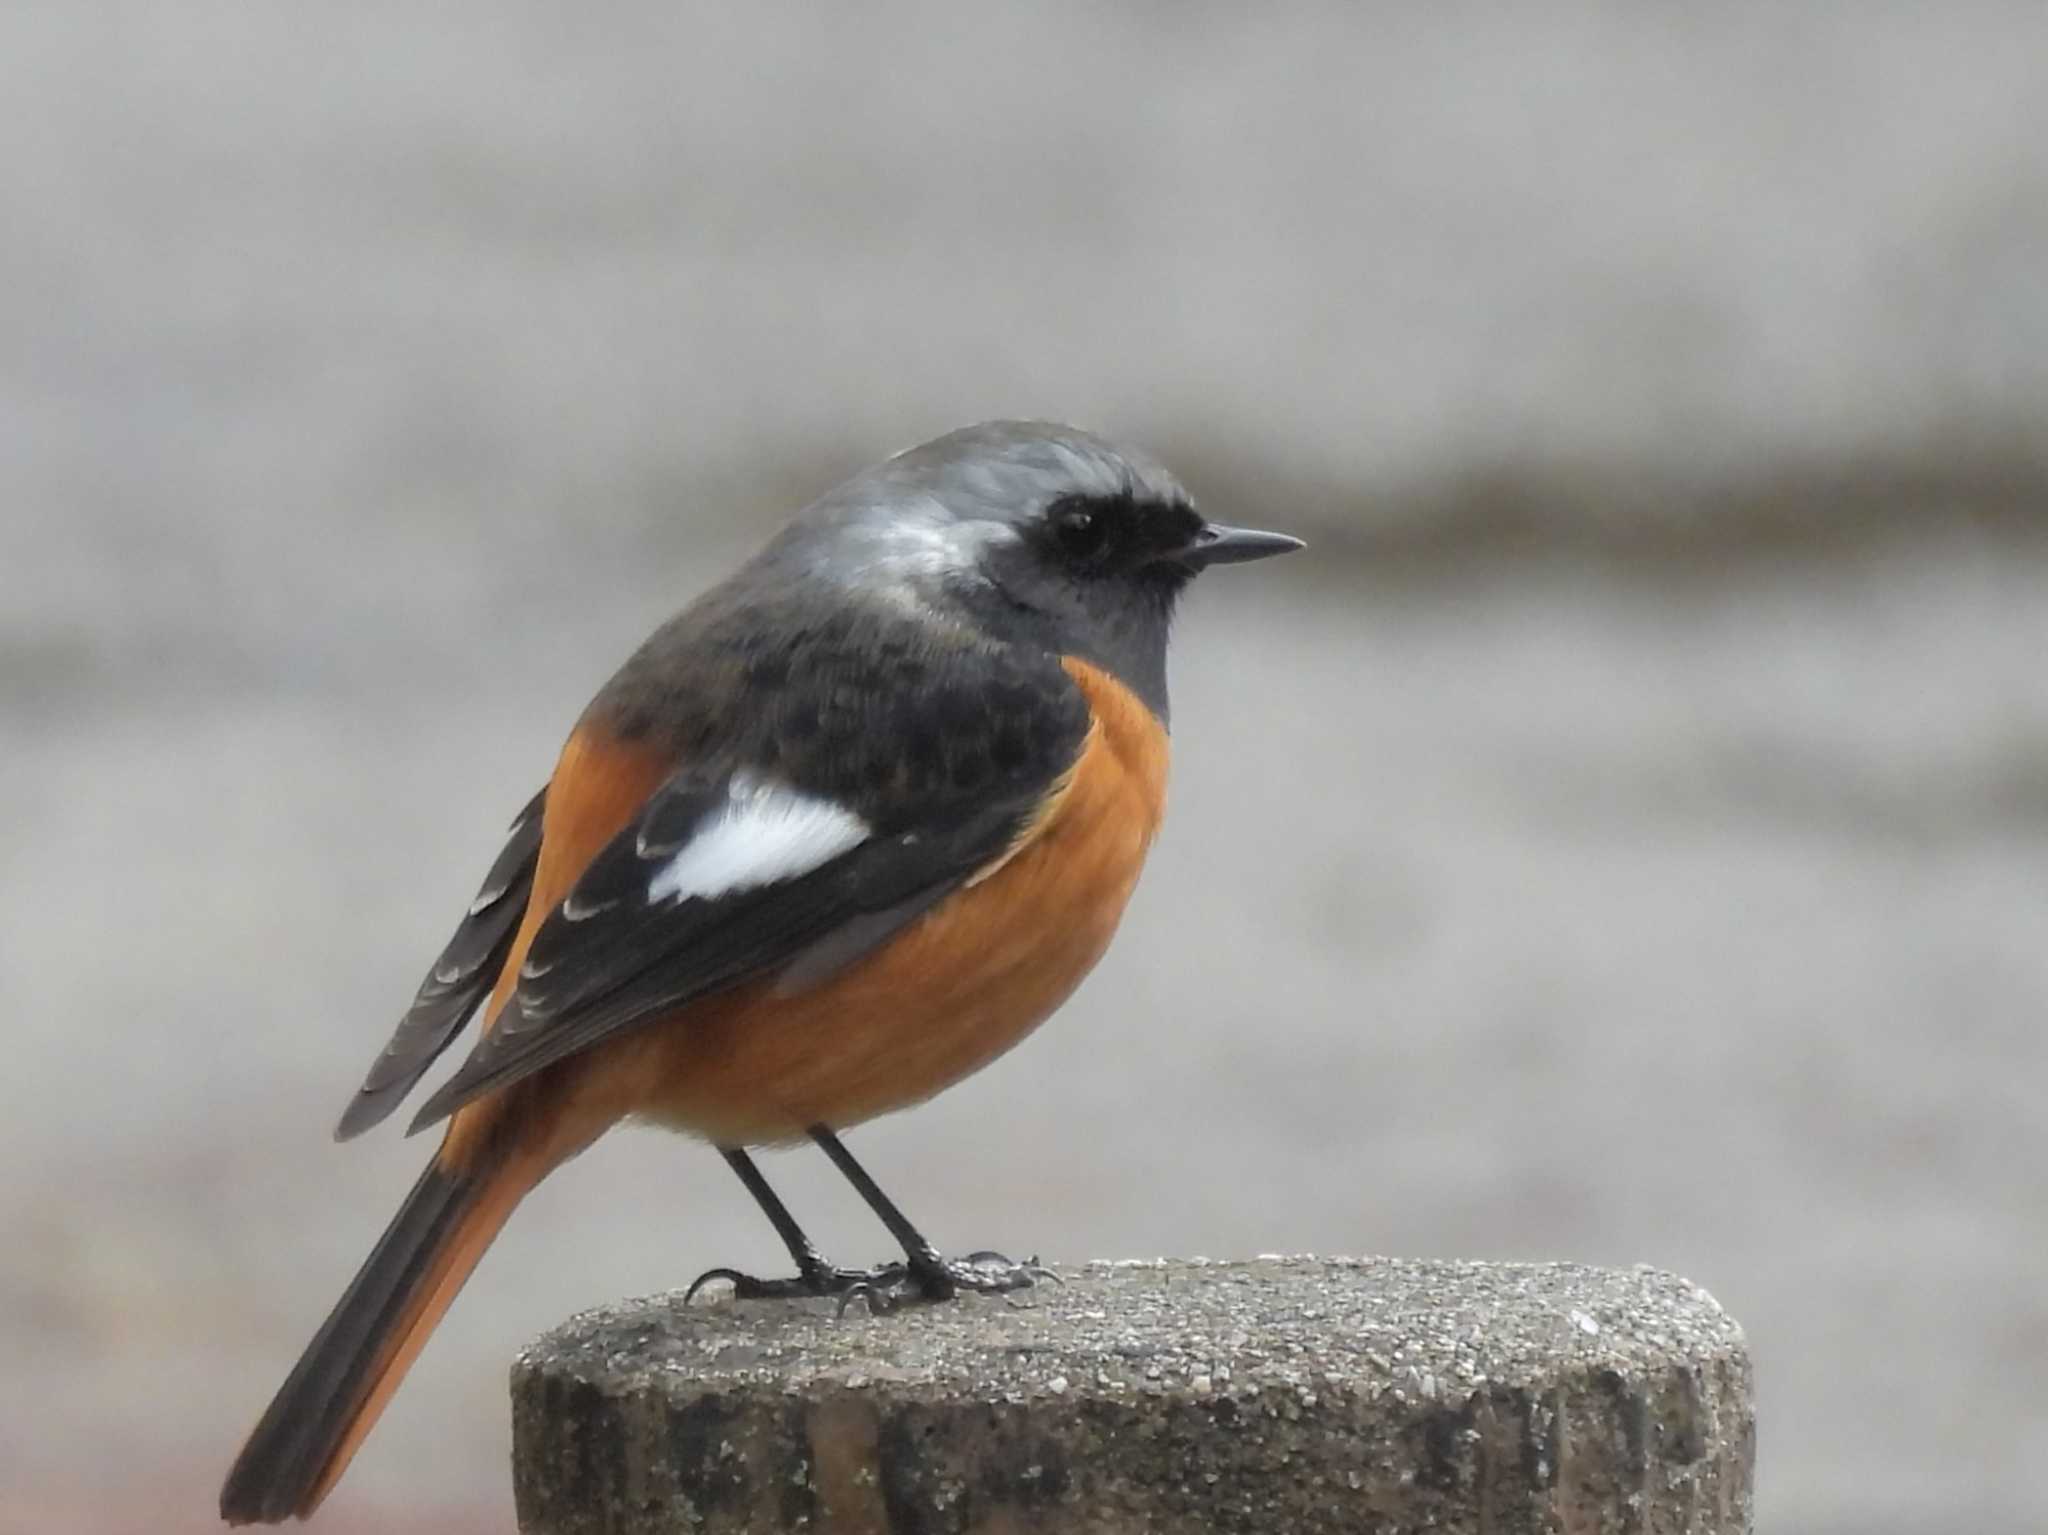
(511, 1257), (1752, 1534)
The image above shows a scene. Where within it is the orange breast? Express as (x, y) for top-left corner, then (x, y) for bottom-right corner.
(613, 658), (1171, 1145)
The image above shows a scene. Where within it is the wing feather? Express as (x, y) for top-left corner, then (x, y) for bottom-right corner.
(404, 788), (1036, 1130)
(333, 788), (546, 1140)
(405, 643), (1092, 1131)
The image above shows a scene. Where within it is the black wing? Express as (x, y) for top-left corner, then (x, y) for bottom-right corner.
(407, 649), (1091, 1132)
(332, 787), (546, 1140)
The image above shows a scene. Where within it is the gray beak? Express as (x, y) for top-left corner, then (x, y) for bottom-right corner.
(1184, 522), (1307, 568)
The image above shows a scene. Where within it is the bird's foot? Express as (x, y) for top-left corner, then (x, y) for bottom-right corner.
(685, 1251), (1057, 1312)
(684, 1258), (907, 1305)
(837, 1250), (1059, 1315)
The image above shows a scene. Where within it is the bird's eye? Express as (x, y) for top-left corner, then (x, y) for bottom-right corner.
(1051, 500), (1110, 562)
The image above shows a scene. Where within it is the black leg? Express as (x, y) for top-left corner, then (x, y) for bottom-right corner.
(808, 1128), (943, 1271)
(683, 1147), (907, 1303)
(723, 1148), (830, 1277)
(808, 1126), (1051, 1306)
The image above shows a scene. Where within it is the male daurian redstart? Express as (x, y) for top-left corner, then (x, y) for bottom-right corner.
(219, 420), (1301, 1523)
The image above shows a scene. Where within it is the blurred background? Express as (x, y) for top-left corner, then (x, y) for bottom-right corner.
(5, 5), (2045, 1532)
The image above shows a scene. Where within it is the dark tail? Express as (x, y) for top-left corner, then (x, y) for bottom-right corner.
(219, 1150), (535, 1524)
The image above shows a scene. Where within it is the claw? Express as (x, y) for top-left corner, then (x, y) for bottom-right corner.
(959, 1250), (1061, 1284)
(899, 1249), (1052, 1303)
(836, 1280), (898, 1318)
(683, 1267), (750, 1305)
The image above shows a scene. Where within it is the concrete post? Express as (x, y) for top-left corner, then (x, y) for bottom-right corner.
(511, 1257), (1753, 1534)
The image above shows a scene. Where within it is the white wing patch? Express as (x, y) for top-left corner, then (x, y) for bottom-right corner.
(645, 771), (871, 905)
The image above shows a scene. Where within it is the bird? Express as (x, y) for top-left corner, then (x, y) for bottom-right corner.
(218, 419), (1301, 1523)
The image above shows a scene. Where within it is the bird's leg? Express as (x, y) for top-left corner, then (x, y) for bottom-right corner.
(808, 1126), (1054, 1310)
(684, 1147), (905, 1302)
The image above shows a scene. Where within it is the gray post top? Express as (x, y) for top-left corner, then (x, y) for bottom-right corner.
(513, 1257), (1753, 1534)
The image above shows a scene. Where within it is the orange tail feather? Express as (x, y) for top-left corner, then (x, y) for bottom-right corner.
(220, 1148), (538, 1524)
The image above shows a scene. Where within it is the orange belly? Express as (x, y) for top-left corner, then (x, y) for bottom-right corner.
(595, 659), (1170, 1145)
